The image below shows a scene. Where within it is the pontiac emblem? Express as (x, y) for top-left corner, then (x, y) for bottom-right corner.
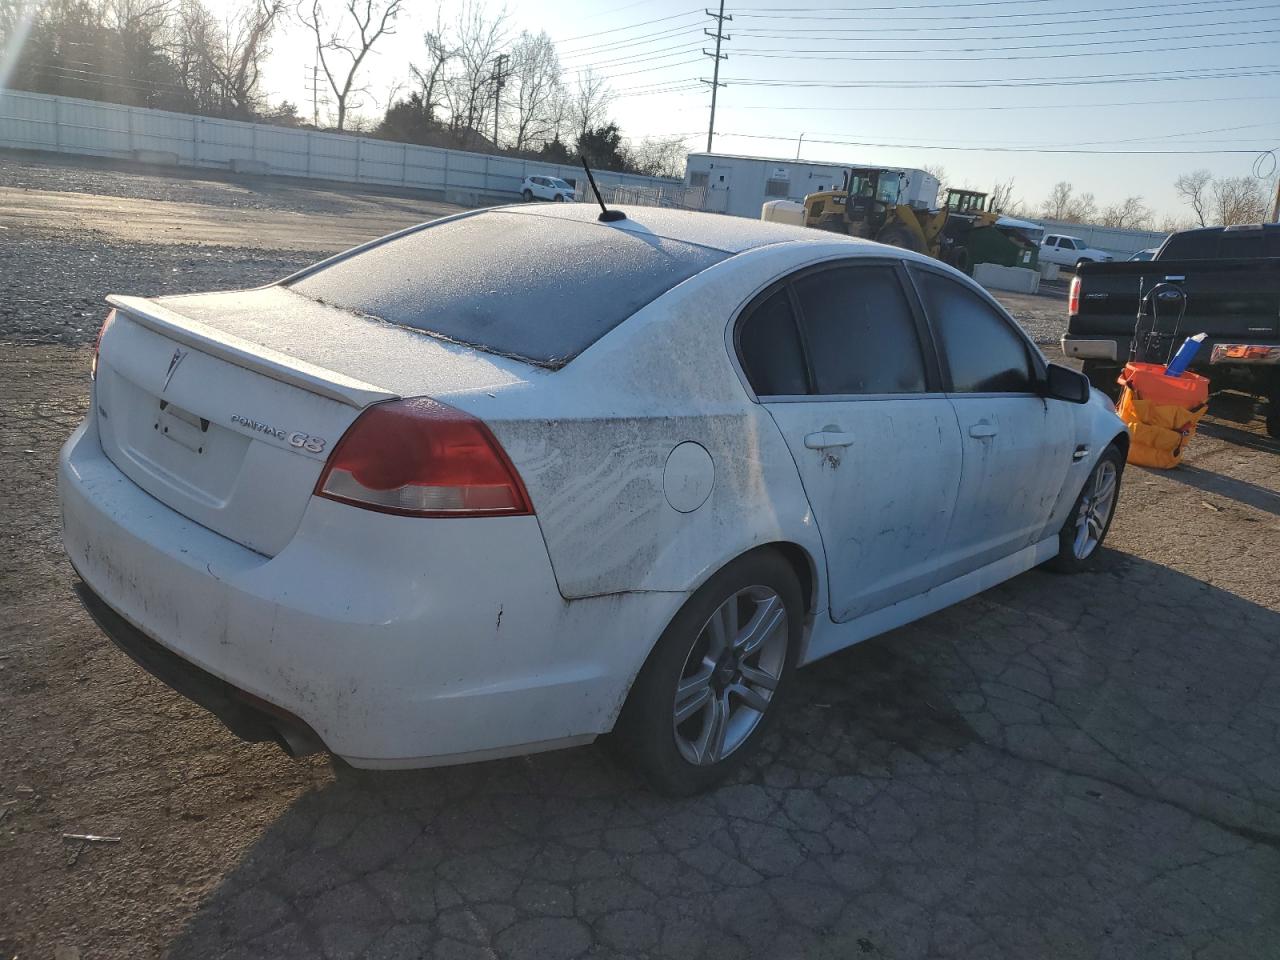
(162, 348), (187, 392)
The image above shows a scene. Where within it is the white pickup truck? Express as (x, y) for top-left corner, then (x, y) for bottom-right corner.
(1039, 234), (1114, 271)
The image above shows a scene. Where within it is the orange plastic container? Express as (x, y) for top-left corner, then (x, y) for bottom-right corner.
(1118, 362), (1209, 408)
(1115, 362), (1209, 469)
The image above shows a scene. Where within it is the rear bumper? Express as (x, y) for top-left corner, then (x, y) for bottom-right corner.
(72, 578), (325, 756)
(1061, 335), (1120, 361)
(59, 416), (679, 767)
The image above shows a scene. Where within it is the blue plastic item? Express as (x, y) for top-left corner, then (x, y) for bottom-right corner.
(1165, 333), (1207, 377)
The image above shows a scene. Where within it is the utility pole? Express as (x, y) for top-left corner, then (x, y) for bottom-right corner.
(490, 53), (510, 149)
(702, 0), (730, 154)
(795, 132), (805, 160)
(304, 65), (326, 127)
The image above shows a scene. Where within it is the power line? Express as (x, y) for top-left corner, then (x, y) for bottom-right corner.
(559, 42), (705, 73)
(559, 23), (702, 57)
(733, 94), (1280, 113)
(719, 63), (1280, 90)
(715, 130), (1274, 156)
(732, 34), (1280, 63)
(748, 120), (1280, 150)
(731, 4), (1276, 36)
(733, 21), (1280, 53)
(556, 9), (701, 44)
(733, 0), (1264, 20)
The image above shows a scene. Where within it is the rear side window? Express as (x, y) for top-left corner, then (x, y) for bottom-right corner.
(792, 265), (927, 395)
(288, 211), (727, 367)
(737, 289), (808, 396)
(915, 271), (1036, 393)
(1160, 230), (1218, 259)
(1219, 230), (1262, 259)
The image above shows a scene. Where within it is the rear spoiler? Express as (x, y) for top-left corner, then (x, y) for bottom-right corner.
(106, 295), (397, 409)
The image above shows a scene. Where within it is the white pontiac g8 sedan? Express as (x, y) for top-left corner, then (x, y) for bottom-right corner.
(60, 205), (1127, 795)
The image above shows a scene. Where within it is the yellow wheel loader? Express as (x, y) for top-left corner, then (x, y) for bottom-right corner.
(770, 170), (1038, 274)
(799, 168), (950, 258)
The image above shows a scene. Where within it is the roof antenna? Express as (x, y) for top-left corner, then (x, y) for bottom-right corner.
(580, 156), (626, 223)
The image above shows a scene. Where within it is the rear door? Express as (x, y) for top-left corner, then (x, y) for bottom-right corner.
(737, 260), (965, 623)
(909, 266), (1074, 573)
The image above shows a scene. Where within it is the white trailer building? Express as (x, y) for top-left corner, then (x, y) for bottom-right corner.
(685, 152), (938, 219)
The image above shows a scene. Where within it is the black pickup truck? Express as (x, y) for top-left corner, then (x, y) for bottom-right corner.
(1062, 223), (1280, 437)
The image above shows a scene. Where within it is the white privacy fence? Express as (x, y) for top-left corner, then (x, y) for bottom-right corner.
(1032, 219), (1169, 258)
(0, 89), (680, 201)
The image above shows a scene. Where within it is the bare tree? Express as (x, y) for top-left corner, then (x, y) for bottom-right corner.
(171, 0), (222, 112)
(1041, 181), (1074, 220)
(1156, 213), (1196, 233)
(441, 0), (509, 147)
(209, 0), (284, 117)
(1210, 176), (1269, 226)
(1174, 169), (1212, 227)
(297, 0), (403, 131)
(989, 178), (1018, 214)
(568, 68), (612, 144)
(1099, 195), (1151, 230)
(921, 164), (947, 206)
(1041, 181), (1097, 222)
(629, 136), (687, 179)
(409, 14), (452, 124)
(507, 30), (560, 151)
(1071, 191), (1097, 223)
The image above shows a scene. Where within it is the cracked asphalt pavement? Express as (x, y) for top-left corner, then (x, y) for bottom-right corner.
(1, 153), (1279, 959)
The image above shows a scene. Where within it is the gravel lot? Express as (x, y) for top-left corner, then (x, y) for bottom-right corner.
(2, 153), (1279, 960)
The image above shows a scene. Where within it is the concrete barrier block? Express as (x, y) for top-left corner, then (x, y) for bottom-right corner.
(1040, 261), (1060, 281)
(131, 149), (180, 166)
(230, 158), (270, 175)
(974, 262), (1041, 295)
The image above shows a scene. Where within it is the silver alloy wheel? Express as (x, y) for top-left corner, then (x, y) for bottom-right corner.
(672, 585), (788, 766)
(1073, 459), (1118, 560)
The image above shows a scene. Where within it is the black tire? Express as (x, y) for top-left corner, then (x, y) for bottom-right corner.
(553, 193), (565, 202)
(1045, 444), (1124, 574)
(1081, 360), (1123, 403)
(612, 550), (803, 796)
(876, 223), (926, 254)
(522, 189), (533, 202)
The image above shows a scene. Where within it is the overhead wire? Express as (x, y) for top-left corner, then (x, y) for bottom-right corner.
(714, 131), (1274, 156)
(730, 5), (1276, 37)
(732, 0), (1265, 20)
(733, 35), (1280, 63)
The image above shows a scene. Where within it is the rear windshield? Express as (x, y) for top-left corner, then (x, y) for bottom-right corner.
(287, 211), (726, 367)
(1160, 228), (1280, 260)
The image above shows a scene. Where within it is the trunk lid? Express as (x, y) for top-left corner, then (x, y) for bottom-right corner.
(95, 286), (539, 556)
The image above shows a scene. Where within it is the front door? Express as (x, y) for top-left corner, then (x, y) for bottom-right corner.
(735, 261), (964, 623)
(910, 266), (1075, 573)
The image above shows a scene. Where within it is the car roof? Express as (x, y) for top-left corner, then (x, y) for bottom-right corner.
(491, 202), (859, 255)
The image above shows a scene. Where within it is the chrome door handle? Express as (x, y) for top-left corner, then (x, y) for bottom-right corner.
(804, 431), (855, 450)
(968, 423), (998, 439)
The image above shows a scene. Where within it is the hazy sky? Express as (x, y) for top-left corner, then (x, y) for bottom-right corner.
(231, 0), (1280, 221)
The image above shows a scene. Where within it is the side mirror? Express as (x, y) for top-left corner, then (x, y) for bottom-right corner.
(1043, 363), (1091, 404)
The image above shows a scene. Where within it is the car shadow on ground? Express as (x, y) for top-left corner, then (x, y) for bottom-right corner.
(165, 550), (1280, 960)
(1159, 463), (1280, 517)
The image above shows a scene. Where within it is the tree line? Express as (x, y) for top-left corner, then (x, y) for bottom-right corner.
(1, 0), (687, 177)
(926, 165), (1276, 232)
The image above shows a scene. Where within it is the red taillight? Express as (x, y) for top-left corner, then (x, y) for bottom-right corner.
(1068, 275), (1081, 317)
(315, 397), (533, 517)
(91, 309), (115, 380)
